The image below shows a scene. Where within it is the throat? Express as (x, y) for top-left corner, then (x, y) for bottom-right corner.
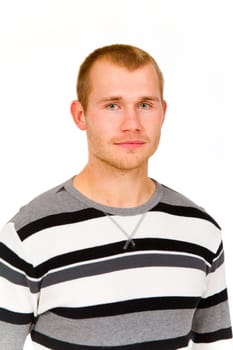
(73, 171), (156, 208)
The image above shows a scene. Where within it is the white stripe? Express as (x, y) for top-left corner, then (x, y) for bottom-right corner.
(141, 212), (221, 252)
(38, 266), (205, 313)
(30, 339), (233, 350)
(0, 223), (30, 260)
(203, 264), (227, 298)
(0, 278), (38, 314)
(31, 343), (49, 349)
(21, 212), (221, 266)
(190, 338), (233, 349)
(23, 216), (122, 265)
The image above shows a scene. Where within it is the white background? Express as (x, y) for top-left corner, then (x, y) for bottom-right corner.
(0, 1), (232, 348)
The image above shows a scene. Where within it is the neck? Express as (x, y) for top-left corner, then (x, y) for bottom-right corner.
(73, 161), (156, 208)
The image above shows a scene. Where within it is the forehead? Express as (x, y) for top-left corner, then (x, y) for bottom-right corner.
(88, 60), (160, 95)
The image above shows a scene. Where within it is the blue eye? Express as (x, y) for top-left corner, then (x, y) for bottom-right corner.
(107, 103), (119, 110)
(139, 102), (151, 109)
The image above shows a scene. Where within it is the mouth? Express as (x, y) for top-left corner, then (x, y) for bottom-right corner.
(114, 140), (146, 149)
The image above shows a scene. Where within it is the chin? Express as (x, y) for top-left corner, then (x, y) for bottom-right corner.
(95, 148), (156, 171)
(105, 157), (149, 172)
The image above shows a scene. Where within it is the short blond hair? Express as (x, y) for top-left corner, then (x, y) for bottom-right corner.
(76, 44), (164, 112)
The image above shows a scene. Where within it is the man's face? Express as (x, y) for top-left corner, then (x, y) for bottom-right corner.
(82, 60), (166, 172)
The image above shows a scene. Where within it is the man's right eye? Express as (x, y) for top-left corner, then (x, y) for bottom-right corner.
(106, 103), (119, 110)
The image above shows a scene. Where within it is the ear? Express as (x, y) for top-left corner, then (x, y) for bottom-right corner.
(161, 100), (167, 125)
(70, 100), (87, 130)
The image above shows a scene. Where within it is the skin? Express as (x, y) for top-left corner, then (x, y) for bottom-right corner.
(71, 59), (167, 208)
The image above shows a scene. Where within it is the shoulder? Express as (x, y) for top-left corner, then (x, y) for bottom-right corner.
(159, 183), (221, 230)
(161, 184), (203, 208)
(10, 179), (87, 233)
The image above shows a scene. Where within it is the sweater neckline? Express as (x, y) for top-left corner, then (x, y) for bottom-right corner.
(64, 177), (163, 216)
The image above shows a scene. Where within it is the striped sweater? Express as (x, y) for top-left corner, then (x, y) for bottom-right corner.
(0, 178), (232, 349)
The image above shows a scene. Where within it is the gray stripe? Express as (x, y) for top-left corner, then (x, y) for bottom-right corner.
(0, 320), (30, 350)
(42, 253), (207, 288)
(12, 178), (209, 234)
(208, 251), (224, 273)
(192, 300), (232, 333)
(0, 252), (207, 293)
(0, 261), (40, 293)
(12, 179), (162, 231)
(35, 309), (195, 346)
(161, 185), (202, 208)
(12, 181), (88, 231)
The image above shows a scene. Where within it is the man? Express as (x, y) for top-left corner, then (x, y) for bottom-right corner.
(0, 44), (232, 349)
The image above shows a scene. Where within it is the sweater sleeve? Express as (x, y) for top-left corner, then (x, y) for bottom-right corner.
(191, 240), (232, 349)
(0, 222), (39, 349)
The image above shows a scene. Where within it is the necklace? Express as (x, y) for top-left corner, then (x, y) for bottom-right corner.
(105, 212), (147, 250)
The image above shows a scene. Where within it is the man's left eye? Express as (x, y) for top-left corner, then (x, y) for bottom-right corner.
(139, 102), (150, 109)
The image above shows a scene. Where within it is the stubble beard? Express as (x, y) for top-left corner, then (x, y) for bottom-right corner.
(86, 122), (162, 172)
(88, 138), (159, 173)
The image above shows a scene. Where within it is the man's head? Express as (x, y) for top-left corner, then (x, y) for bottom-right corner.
(71, 44), (166, 173)
(76, 44), (164, 112)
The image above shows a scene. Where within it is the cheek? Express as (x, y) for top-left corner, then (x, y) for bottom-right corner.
(90, 120), (119, 139)
(145, 120), (162, 135)
(86, 121), (111, 145)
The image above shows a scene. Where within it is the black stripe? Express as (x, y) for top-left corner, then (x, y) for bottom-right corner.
(215, 241), (223, 257)
(151, 203), (221, 229)
(18, 203), (220, 241)
(31, 330), (191, 349)
(0, 238), (214, 279)
(198, 289), (229, 308)
(34, 238), (214, 278)
(18, 208), (105, 241)
(51, 296), (200, 319)
(192, 327), (233, 343)
(31, 328), (233, 349)
(0, 242), (35, 277)
(0, 308), (34, 325)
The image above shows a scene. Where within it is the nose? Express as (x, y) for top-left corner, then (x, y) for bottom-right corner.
(120, 107), (142, 132)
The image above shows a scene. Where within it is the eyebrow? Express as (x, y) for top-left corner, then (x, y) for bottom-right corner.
(97, 96), (161, 104)
(138, 96), (161, 102)
(98, 96), (123, 103)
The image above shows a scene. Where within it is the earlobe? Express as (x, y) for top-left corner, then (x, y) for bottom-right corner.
(70, 100), (87, 130)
